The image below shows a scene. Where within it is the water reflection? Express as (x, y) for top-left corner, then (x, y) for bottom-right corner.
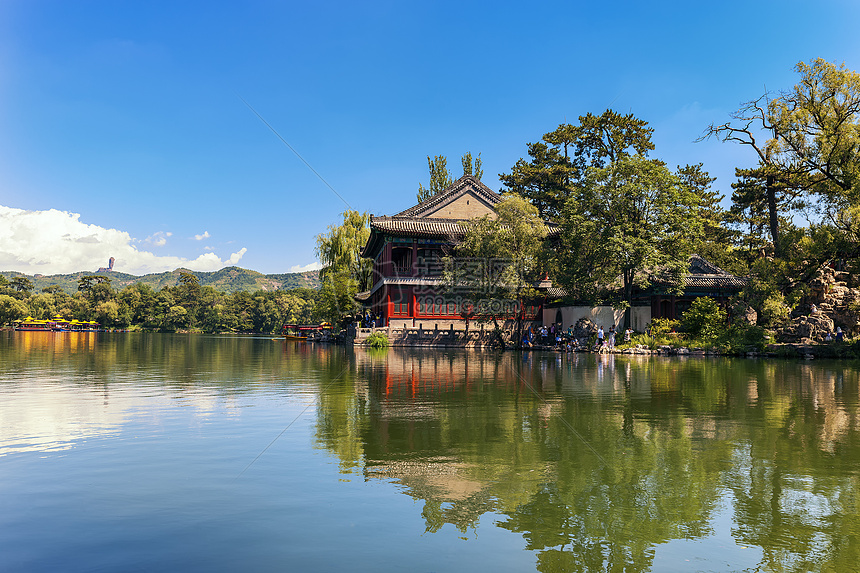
(0, 332), (335, 457)
(316, 348), (860, 572)
(4, 332), (860, 571)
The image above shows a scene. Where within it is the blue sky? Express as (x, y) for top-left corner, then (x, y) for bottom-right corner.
(1, 0), (859, 276)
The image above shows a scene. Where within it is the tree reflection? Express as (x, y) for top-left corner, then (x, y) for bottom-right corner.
(314, 348), (860, 571)
(7, 333), (859, 571)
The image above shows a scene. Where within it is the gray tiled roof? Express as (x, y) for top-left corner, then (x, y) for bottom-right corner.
(362, 175), (557, 258)
(369, 215), (559, 239)
(369, 216), (467, 237)
(545, 255), (747, 301)
(653, 254), (748, 289)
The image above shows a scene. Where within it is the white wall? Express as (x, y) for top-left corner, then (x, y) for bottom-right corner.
(543, 306), (651, 332)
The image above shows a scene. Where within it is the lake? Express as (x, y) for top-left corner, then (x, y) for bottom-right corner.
(1, 332), (859, 572)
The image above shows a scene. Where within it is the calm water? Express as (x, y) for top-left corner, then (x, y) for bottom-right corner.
(1, 332), (859, 572)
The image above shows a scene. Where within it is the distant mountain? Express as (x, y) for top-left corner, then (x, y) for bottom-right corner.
(0, 266), (320, 294)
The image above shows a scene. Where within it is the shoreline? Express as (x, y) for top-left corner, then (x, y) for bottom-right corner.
(5, 327), (856, 359)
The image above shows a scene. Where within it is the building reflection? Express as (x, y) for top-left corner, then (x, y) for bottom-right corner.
(315, 348), (860, 572)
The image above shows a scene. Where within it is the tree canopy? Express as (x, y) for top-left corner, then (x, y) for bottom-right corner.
(703, 58), (860, 259)
(451, 194), (549, 342)
(315, 209), (372, 324)
(558, 155), (704, 327)
(500, 110), (655, 218)
(417, 152), (484, 203)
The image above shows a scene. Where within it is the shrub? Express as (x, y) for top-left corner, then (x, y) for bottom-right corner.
(760, 293), (791, 328)
(365, 331), (389, 348)
(649, 318), (679, 337)
(632, 333), (659, 350)
(681, 297), (727, 341)
(719, 323), (771, 354)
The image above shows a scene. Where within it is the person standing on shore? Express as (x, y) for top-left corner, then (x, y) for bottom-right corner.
(597, 325), (604, 349)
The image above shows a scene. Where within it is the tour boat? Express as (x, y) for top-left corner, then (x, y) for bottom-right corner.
(13, 317), (55, 331)
(282, 323), (332, 341)
(13, 316), (101, 332)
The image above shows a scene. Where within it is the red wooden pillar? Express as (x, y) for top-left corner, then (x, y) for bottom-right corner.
(386, 289), (393, 326)
(383, 241), (393, 277)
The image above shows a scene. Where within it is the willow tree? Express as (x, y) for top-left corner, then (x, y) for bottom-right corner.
(315, 210), (371, 324)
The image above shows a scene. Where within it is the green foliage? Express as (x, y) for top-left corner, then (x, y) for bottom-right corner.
(418, 152), (484, 203)
(759, 293), (791, 328)
(678, 163), (746, 275)
(316, 210), (372, 291)
(460, 152), (483, 180)
(453, 194), (549, 302)
(649, 318), (679, 337)
(10, 277), (34, 296)
(1, 280), (321, 334)
(316, 268), (359, 327)
(78, 275), (114, 305)
(501, 110), (655, 218)
(95, 301), (121, 327)
(417, 155), (454, 203)
(0, 294), (28, 326)
(365, 331), (389, 348)
(642, 313), (770, 354)
(681, 297), (727, 341)
(769, 59), (860, 207)
(314, 210), (372, 326)
(636, 333), (659, 350)
(0, 268), (319, 297)
(27, 293), (57, 320)
(559, 155), (705, 326)
(274, 289), (318, 325)
(705, 58), (860, 261)
(720, 323), (771, 354)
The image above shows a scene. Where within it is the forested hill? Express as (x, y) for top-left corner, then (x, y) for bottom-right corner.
(0, 267), (320, 294)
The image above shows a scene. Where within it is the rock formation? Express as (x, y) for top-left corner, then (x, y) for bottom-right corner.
(97, 257), (115, 273)
(779, 265), (860, 342)
(572, 317), (598, 346)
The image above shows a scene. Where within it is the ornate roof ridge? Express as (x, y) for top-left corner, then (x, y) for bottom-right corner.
(688, 253), (731, 276)
(393, 175), (502, 218)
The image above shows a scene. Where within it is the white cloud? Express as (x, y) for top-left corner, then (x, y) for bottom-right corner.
(0, 205), (247, 275)
(145, 231), (172, 246)
(193, 231), (210, 241)
(289, 261), (322, 273)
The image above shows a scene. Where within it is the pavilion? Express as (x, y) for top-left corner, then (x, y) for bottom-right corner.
(357, 175), (546, 330)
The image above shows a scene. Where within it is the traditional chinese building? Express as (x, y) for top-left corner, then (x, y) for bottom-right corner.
(358, 175), (544, 329)
(635, 254), (748, 320)
(543, 254), (748, 331)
